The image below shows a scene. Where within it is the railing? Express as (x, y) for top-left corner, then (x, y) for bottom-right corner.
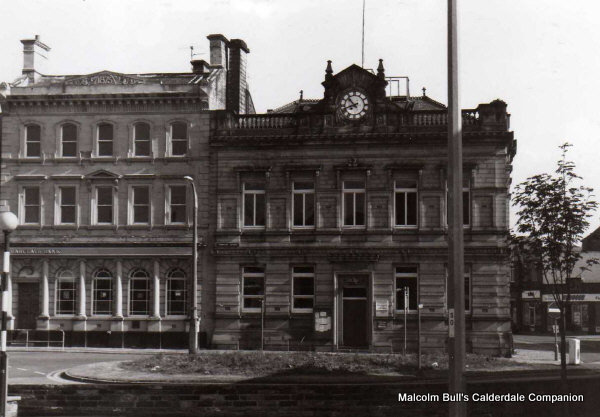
(9, 329), (65, 349)
(219, 109), (482, 131)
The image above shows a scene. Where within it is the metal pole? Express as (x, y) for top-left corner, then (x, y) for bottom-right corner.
(554, 318), (559, 361)
(1, 231), (11, 417)
(186, 178), (199, 354)
(261, 298), (264, 351)
(448, 0), (466, 415)
(418, 304), (423, 371)
(404, 287), (408, 356)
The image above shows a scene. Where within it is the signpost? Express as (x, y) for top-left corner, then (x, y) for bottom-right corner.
(404, 287), (409, 355)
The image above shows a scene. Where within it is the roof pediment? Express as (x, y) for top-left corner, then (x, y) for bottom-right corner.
(64, 71), (144, 86)
(322, 63), (387, 90)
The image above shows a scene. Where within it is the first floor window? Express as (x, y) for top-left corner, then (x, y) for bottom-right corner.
(61, 123), (78, 157)
(343, 180), (365, 226)
(56, 271), (76, 315)
(166, 269), (187, 315)
(129, 269), (150, 315)
(25, 124), (41, 157)
(168, 185), (187, 224)
(292, 266), (314, 312)
(97, 123), (114, 156)
(242, 267), (264, 312)
(59, 186), (77, 224)
(132, 186), (150, 224)
(96, 186), (114, 224)
(243, 183), (265, 227)
(396, 266), (418, 312)
(170, 122), (188, 156)
(395, 180), (417, 227)
(93, 269), (113, 315)
(293, 181), (315, 227)
(134, 123), (151, 156)
(23, 186), (41, 224)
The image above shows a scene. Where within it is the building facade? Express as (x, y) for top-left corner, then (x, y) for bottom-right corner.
(0, 34), (251, 347)
(2, 36), (516, 354)
(511, 230), (600, 334)
(209, 62), (515, 355)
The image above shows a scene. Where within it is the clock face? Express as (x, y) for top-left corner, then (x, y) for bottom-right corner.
(339, 90), (369, 120)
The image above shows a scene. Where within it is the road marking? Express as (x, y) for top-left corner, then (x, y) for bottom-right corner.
(16, 368), (28, 371)
(34, 371), (45, 375)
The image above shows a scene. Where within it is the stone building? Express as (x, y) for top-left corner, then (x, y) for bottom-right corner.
(0, 34), (252, 347)
(209, 61), (516, 355)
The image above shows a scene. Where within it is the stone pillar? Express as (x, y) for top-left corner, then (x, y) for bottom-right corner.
(77, 260), (86, 318)
(114, 260), (123, 318)
(41, 259), (49, 318)
(152, 260), (161, 318)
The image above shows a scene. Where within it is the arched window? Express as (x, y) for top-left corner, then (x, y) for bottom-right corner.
(133, 123), (150, 156)
(97, 123), (113, 156)
(92, 269), (113, 315)
(61, 123), (78, 157)
(129, 268), (150, 316)
(56, 270), (76, 315)
(25, 124), (41, 157)
(166, 268), (187, 316)
(170, 122), (188, 156)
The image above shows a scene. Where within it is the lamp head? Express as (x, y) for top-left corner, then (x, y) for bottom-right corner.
(0, 210), (18, 232)
(183, 176), (193, 182)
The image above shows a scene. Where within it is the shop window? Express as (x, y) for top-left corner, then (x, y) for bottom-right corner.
(292, 181), (315, 227)
(396, 266), (418, 312)
(292, 266), (314, 312)
(56, 270), (76, 315)
(242, 267), (264, 312)
(97, 123), (114, 157)
(166, 268), (187, 316)
(61, 123), (78, 157)
(394, 180), (418, 227)
(243, 183), (265, 228)
(133, 123), (151, 156)
(25, 124), (41, 157)
(170, 122), (188, 156)
(58, 186), (77, 224)
(92, 269), (113, 315)
(343, 180), (366, 227)
(129, 269), (150, 316)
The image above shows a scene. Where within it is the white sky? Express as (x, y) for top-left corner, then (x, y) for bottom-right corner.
(2, 0), (600, 233)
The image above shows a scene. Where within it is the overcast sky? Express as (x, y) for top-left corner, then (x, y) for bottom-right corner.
(2, 0), (600, 233)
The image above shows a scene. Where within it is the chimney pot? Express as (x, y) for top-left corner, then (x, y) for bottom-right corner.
(206, 34), (229, 68)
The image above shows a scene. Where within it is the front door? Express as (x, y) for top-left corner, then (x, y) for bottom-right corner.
(17, 283), (39, 329)
(340, 275), (369, 348)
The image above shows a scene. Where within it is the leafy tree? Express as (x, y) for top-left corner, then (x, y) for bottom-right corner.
(513, 143), (597, 390)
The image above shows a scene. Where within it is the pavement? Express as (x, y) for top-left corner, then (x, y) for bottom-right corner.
(7, 334), (600, 386)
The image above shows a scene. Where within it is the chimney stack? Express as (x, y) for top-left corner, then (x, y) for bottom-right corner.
(227, 39), (250, 114)
(20, 35), (51, 84)
(206, 34), (228, 68)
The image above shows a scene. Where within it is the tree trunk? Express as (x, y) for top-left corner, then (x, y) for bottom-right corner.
(559, 309), (569, 417)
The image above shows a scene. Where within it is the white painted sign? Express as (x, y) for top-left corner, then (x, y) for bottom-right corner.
(542, 294), (600, 303)
(448, 308), (455, 338)
(375, 299), (389, 317)
(521, 290), (540, 299)
(314, 312), (331, 332)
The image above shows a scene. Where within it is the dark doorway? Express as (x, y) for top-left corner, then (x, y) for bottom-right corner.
(341, 282), (368, 348)
(17, 283), (39, 329)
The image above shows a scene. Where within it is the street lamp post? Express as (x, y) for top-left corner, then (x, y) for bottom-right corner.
(184, 176), (199, 354)
(0, 209), (18, 417)
(448, 0), (466, 415)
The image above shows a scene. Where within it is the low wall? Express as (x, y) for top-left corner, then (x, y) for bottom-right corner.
(11, 374), (600, 417)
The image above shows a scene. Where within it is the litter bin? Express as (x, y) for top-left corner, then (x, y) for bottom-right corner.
(568, 338), (581, 365)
